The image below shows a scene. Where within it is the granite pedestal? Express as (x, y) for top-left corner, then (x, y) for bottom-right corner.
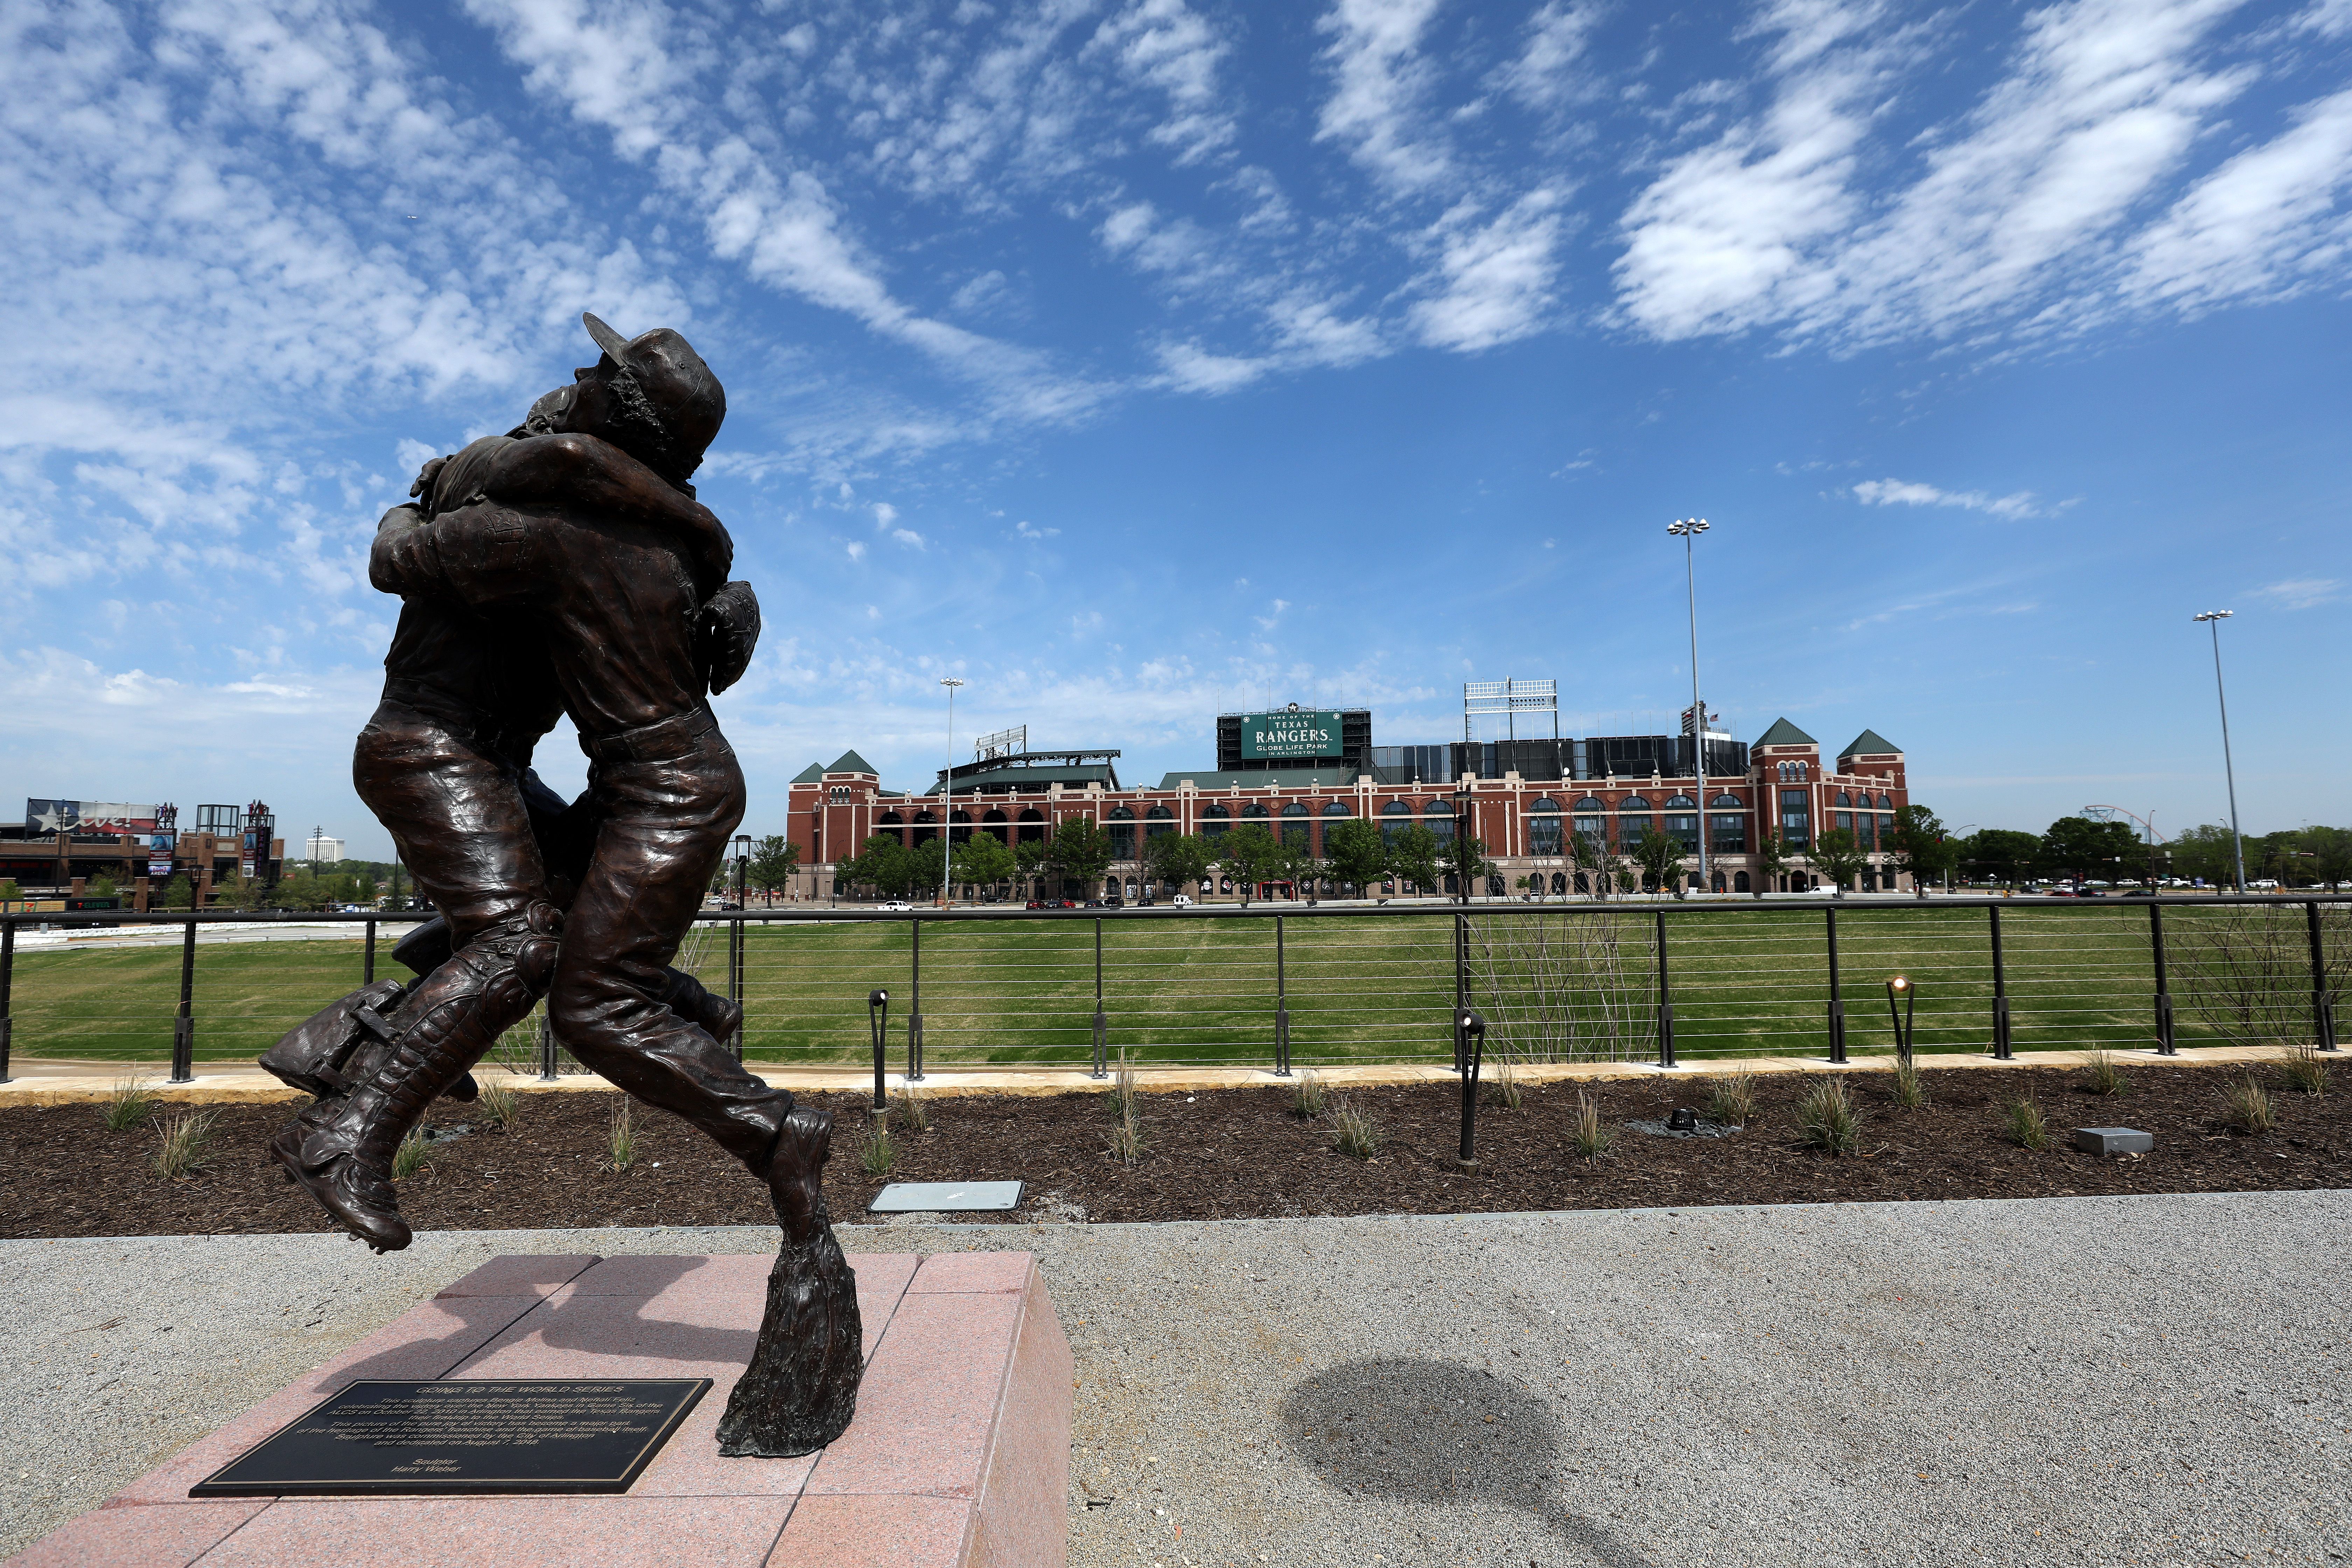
(9, 1251), (1070, 1568)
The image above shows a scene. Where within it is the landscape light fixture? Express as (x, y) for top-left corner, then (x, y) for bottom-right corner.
(868, 988), (891, 1112)
(1456, 1008), (1488, 1167)
(1885, 974), (1916, 1065)
(1668, 518), (1710, 896)
(940, 677), (965, 906)
(2190, 612), (2247, 892)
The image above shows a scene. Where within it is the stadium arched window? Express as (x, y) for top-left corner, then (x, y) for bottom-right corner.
(1241, 801), (1269, 818)
(1107, 805), (1136, 819)
(1145, 804), (1173, 819)
(1322, 800), (1351, 815)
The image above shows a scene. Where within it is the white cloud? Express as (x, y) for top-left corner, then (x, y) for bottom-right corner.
(873, 502), (899, 529)
(891, 527), (927, 549)
(1411, 189), (1569, 350)
(1315, 0), (1451, 192)
(1851, 478), (2042, 518)
(2249, 576), (2343, 610)
(846, 540), (867, 561)
(1015, 520), (1060, 539)
(1494, 1), (1604, 114)
(1090, 0), (1237, 164)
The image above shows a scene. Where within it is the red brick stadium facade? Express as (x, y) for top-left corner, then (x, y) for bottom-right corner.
(783, 715), (1914, 901)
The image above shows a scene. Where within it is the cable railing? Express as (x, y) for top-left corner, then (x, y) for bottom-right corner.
(0, 895), (2342, 1082)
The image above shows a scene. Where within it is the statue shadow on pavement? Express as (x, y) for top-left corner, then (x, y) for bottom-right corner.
(1278, 1358), (1653, 1567)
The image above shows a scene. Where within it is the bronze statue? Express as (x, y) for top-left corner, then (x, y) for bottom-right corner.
(261, 315), (859, 1456)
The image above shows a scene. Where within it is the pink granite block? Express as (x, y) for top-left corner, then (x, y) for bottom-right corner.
(763, 1494), (973, 1568)
(3, 1500), (270, 1568)
(433, 1254), (598, 1299)
(192, 1497), (796, 1568)
(564, 1252), (769, 1296)
(907, 1251), (1032, 1296)
(804, 1292), (1024, 1498)
(451, 1284), (765, 1382)
(966, 1269), (1073, 1568)
(108, 1294), (551, 1505)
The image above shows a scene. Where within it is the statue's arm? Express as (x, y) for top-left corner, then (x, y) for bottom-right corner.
(368, 503), (442, 597)
(475, 433), (733, 579)
(369, 499), (540, 608)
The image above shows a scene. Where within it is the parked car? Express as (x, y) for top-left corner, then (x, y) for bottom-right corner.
(878, 899), (913, 912)
(1170, 894), (1194, 909)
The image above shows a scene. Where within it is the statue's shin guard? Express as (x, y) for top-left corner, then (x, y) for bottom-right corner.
(715, 1225), (863, 1457)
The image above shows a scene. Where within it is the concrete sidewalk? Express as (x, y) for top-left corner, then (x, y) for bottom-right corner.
(0, 1043), (2283, 1107)
(6, 1190), (2346, 1566)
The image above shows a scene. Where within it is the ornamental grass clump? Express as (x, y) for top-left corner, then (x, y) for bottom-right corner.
(1329, 1098), (1380, 1160)
(392, 1126), (436, 1181)
(899, 1084), (933, 1131)
(152, 1110), (218, 1180)
(1703, 1071), (1756, 1129)
(1484, 1055), (1525, 1110)
(1569, 1090), (1615, 1164)
(2001, 1097), (2049, 1150)
(104, 1075), (158, 1132)
(1107, 1048), (1140, 1121)
(2081, 1049), (2127, 1097)
(2279, 1042), (2330, 1097)
(607, 1100), (638, 1172)
(476, 1079), (520, 1130)
(1290, 1069), (1327, 1120)
(860, 1117), (898, 1177)
(1797, 1078), (1862, 1156)
(2223, 1074), (2275, 1134)
(1889, 1058), (1927, 1112)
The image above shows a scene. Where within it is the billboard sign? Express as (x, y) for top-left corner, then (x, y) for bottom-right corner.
(26, 800), (160, 835)
(1239, 710), (1344, 760)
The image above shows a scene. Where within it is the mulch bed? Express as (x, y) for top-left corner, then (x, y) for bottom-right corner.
(1, 1062), (2343, 1241)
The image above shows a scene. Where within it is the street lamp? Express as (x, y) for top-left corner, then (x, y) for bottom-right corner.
(2191, 611), (2247, 892)
(1668, 518), (1710, 896)
(939, 676), (965, 906)
(733, 833), (751, 907)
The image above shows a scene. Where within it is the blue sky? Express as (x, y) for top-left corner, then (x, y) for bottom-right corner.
(6, 0), (2348, 860)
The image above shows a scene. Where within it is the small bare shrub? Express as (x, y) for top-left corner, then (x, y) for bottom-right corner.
(1889, 1058), (1926, 1112)
(104, 1076), (158, 1132)
(860, 1117), (898, 1177)
(476, 1079), (519, 1130)
(2223, 1074), (2275, 1134)
(1797, 1078), (1862, 1155)
(1484, 1055), (1525, 1109)
(152, 1110), (218, 1179)
(1569, 1090), (1615, 1164)
(2001, 1097), (2049, 1150)
(1290, 1068), (1327, 1120)
(392, 1127), (435, 1181)
(1703, 1071), (1756, 1128)
(899, 1084), (933, 1131)
(2279, 1042), (2330, 1097)
(1105, 1099), (1146, 1168)
(2081, 1049), (2126, 1096)
(1107, 1048), (1140, 1120)
(607, 1100), (638, 1171)
(1329, 1098), (1381, 1160)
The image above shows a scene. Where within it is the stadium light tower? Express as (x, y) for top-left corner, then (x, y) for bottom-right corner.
(1668, 518), (1710, 895)
(2192, 611), (2246, 892)
(938, 676), (965, 905)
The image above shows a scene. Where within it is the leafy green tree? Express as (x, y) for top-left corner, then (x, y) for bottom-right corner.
(2297, 825), (2352, 891)
(2038, 817), (2146, 883)
(1961, 828), (2042, 886)
(1808, 828), (1869, 894)
(0, 877), (22, 904)
(213, 870), (266, 909)
(1568, 823), (1620, 900)
(1013, 838), (1050, 894)
(950, 833), (1018, 896)
(2163, 824), (2235, 887)
(837, 834), (910, 898)
(1437, 832), (1493, 903)
(1216, 822), (1288, 906)
(1141, 830), (1213, 896)
(1886, 804), (1956, 892)
(1045, 817), (1115, 897)
(1321, 818), (1391, 896)
(1751, 826), (1792, 897)
(746, 835), (801, 903)
(1389, 822), (1441, 897)
(156, 873), (194, 909)
(1282, 841), (1328, 899)
(1629, 825), (1688, 894)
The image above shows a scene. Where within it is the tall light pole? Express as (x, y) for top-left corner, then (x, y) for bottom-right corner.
(939, 676), (964, 906)
(1668, 518), (1710, 896)
(2192, 611), (2246, 892)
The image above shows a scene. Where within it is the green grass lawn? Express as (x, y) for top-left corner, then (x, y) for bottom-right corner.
(7, 903), (2338, 1070)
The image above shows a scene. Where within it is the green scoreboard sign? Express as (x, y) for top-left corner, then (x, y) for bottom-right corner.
(1240, 709), (1344, 760)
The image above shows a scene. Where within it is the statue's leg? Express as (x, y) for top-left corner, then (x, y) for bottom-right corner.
(547, 735), (857, 1454)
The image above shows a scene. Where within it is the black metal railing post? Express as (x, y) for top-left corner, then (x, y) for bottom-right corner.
(2311, 902), (2338, 1053)
(170, 918), (197, 1083)
(538, 1011), (558, 1081)
(906, 918), (925, 1080)
(729, 915), (746, 1060)
(1274, 915), (1292, 1076)
(868, 988), (890, 1111)
(0, 920), (14, 1083)
(1655, 909), (1676, 1069)
(1457, 1008), (1486, 1167)
(1825, 906), (1847, 1064)
(2149, 902), (2176, 1056)
(1989, 906), (2013, 1060)
(1091, 918), (1108, 1079)
(1453, 911), (1469, 1073)
(363, 917), (376, 985)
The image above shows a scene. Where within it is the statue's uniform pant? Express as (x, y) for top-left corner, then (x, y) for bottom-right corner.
(549, 714), (792, 1175)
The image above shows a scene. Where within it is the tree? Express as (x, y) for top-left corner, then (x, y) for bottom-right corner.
(1629, 825), (1688, 895)
(2038, 816), (2145, 883)
(1013, 837), (1050, 894)
(1567, 824), (1620, 900)
(1389, 822), (1442, 898)
(746, 835), (800, 904)
(837, 834), (910, 898)
(87, 871), (120, 899)
(1808, 828), (1869, 894)
(2297, 825), (2352, 891)
(1886, 804), (1957, 894)
(213, 869), (266, 908)
(1437, 832), (1493, 904)
(1282, 840), (1328, 900)
(1141, 831), (1213, 897)
(950, 833), (1018, 897)
(1322, 819), (1390, 896)
(1749, 827), (1791, 896)
(156, 873), (193, 909)
(386, 863), (410, 909)
(0, 877), (21, 905)
(354, 870), (379, 905)
(1216, 822), (1287, 906)
(1045, 816), (1115, 897)
(1960, 828), (2042, 887)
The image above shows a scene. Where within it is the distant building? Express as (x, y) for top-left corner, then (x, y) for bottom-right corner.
(0, 799), (282, 910)
(306, 829), (346, 864)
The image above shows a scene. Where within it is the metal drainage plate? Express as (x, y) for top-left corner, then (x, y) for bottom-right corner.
(869, 1181), (1025, 1212)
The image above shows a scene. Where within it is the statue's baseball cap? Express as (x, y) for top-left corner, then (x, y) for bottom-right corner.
(582, 312), (726, 472)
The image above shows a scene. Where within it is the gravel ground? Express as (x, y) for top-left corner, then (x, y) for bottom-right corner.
(4, 1192), (2348, 1566)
